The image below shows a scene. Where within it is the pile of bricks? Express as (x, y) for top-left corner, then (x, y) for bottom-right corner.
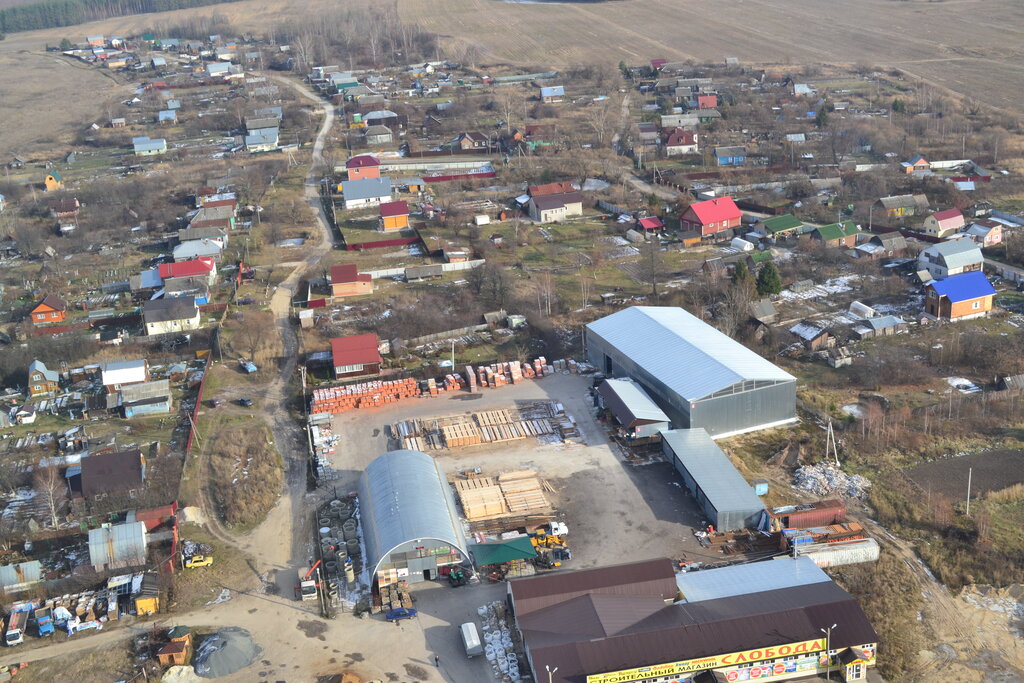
(309, 378), (420, 414)
(468, 357), (551, 389)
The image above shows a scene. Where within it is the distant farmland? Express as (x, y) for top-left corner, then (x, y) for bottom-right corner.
(0, 0), (1021, 156)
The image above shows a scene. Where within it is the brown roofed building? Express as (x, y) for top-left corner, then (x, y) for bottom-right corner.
(330, 264), (373, 298)
(78, 449), (146, 501)
(529, 181), (576, 197)
(510, 558), (879, 683)
(30, 294), (68, 325)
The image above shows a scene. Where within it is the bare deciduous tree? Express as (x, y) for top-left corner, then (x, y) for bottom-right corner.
(34, 466), (66, 529)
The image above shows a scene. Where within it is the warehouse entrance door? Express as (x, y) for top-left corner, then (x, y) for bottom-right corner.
(423, 569), (432, 580)
(604, 355), (612, 374)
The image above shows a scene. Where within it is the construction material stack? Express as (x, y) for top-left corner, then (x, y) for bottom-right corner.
(309, 378), (420, 414)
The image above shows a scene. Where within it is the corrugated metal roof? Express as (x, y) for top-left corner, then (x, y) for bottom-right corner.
(120, 379), (171, 404)
(928, 271), (996, 302)
(921, 238), (982, 270)
(341, 177), (392, 201)
(586, 306), (795, 402)
(675, 556), (828, 602)
(89, 522), (148, 569)
(0, 560), (42, 589)
(662, 429), (764, 515)
(102, 360), (147, 386)
(597, 378), (670, 427)
(358, 450), (469, 579)
(526, 576), (878, 683)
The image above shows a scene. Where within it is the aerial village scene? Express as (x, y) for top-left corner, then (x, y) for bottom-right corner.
(0, 0), (1022, 682)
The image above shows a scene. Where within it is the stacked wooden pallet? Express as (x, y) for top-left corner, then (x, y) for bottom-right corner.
(454, 477), (508, 521)
(380, 581), (413, 609)
(499, 470), (551, 513)
(310, 378), (420, 414)
(441, 422), (482, 448)
(475, 409), (514, 426)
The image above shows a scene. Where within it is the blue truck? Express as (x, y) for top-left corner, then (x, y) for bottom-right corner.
(34, 607), (53, 637)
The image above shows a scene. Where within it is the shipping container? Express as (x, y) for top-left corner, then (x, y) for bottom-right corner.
(768, 499), (846, 531)
(794, 538), (879, 568)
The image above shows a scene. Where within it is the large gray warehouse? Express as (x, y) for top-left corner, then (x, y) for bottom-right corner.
(359, 449), (471, 590)
(662, 428), (766, 530)
(585, 306), (797, 438)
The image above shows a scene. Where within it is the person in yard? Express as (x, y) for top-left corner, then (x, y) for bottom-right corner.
(434, 655), (440, 667)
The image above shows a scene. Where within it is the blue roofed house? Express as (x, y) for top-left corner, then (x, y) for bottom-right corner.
(133, 136), (167, 156)
(539, 85), (565, 103)
(714, 145), (747, 167)
(924, 271), (996, 322)
(157, 110), (176, 124)
(166, 99), (181, 110)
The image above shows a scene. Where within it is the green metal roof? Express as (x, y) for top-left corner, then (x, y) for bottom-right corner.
(761, 214), (803, 234)
(471, 536), (537, 566)
(814, 220), (858, 242)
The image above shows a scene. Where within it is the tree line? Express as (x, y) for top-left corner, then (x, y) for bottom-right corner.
(0, 0), (239, 35)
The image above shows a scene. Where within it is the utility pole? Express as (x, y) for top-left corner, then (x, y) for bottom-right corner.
(966, 467), (973, 516)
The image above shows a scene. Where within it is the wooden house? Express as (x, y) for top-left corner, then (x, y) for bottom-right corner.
(30, 294), (68, 325)
(330, 264), (373, 298)
(924, 271), (995, 322)
(44, 172), (63, 192)
(379, 200), (410, 232)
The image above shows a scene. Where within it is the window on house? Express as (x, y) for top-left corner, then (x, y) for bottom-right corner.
(972, 300), (981, 309)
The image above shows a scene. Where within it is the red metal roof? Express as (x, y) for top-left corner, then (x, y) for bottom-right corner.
(932, 208), (963, 225)
(638, 217), (664, 230)
(345, 154), (380, 168)
(687, 196), (742, 225)
(158, 257), (214, 279)
(331, 333), (382, 367)
(529, 181), (576, 197)
(330, 263), (359, 284)
(379, 200), (409, 218)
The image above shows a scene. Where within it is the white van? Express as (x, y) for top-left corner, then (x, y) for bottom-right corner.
(460, 622), (483, 658)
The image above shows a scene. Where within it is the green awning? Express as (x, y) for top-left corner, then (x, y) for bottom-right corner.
(471, 537), (537, 566)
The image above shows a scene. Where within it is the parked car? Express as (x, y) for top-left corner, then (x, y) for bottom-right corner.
(385, 608), (418, 622)
(185, 555), (213, 568)
(210, 398), (224, 408)
(238, 398), (253, 407)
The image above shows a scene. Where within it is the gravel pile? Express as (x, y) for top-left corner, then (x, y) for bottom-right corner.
(193, 627), (261, 679)
(794, 463), (871, 498)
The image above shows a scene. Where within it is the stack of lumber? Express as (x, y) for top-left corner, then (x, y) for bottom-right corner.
(310, 378), (420, 414)
(454, 477), (508, 521)
(441, 422), (482, 448)
(498, 470), (551, 513)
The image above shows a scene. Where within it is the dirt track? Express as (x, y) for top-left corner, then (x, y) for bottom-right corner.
(1, 0), (1022, 157)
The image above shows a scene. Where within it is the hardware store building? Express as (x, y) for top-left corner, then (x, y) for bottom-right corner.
(509, 557), (878, 683)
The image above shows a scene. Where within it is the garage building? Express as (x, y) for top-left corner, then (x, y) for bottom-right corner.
(596, 378), (671, 438)
(585, 306), (796, 437)
(359, 449), (471, 590)
(662, 428), (765, 530)
(511, 557), (878, 683)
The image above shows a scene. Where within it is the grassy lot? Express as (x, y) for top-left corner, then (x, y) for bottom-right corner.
(13, 640), (140, 683)
(172, 523), (262, 611)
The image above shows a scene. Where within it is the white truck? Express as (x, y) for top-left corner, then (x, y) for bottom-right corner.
(5, 607), (31, 646)
(460, 622), (483, 658)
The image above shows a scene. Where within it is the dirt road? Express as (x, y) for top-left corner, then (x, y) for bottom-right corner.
(611, 93), (681, 203)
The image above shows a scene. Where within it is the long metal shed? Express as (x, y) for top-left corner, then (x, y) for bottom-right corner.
(662, 429), (765, 530)
(359, 449), (470, 588)
(585, 306), (797, 437)
(596, 378), (671, 438)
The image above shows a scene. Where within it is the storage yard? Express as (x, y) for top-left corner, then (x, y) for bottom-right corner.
(327, 373), (710, 571)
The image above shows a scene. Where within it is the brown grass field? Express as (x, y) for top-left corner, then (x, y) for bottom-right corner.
(1, 0), (1022, 157)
